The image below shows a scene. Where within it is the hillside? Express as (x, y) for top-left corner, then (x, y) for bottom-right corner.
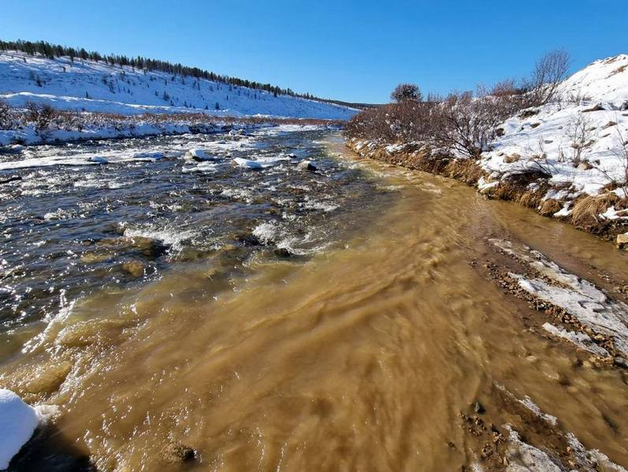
(0, 50), (357, 120)
(481, 54), (628, 221)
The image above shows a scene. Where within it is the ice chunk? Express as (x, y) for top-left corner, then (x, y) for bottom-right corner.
(0, 389), (38, 470)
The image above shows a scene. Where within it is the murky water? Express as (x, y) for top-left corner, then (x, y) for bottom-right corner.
(2, 129), (628, 471)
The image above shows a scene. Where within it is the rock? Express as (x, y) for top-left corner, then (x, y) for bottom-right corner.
(233, 232), (261, 246)
(274, 248), (292, 258)
(616, 233), (628, 250)
(614, 357), (628, 369)
(80, 251), (114, 264)
(88, 156), (108, 164)
(184, 149), (211, 162)
(10, 144), (24, 153)
(233, 157), (262, 169)
(121, 260), (145, 278)
(127, 236), (168, 258)
(160, 442), (196, 464)
(473, 401), (486, 414)
(297, 160), (317, 171)
(0, 389), (39, 470)
(97, 236), (168, 258)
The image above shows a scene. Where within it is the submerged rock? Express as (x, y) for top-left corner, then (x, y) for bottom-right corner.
(0, 389), (39, 470)
(160, 442), (196, 464)
(121, 260), (145, 278)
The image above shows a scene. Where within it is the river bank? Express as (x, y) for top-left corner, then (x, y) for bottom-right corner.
(0, 105), (343, 147)
(347, 137), (628, 247)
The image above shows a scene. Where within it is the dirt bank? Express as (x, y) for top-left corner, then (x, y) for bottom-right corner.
(347, 138), (628, 246)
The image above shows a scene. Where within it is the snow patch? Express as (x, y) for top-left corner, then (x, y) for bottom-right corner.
(0, 389), (38, 470)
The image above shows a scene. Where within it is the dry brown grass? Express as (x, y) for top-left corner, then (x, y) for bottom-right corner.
(570, 193), (619, 232)
(350, 140), (628, 241)
(539, 199), (563, 216)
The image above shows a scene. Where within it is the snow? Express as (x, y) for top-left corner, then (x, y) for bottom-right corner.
(559, 54), (628, 104)
(0, 51), (357, 120)
(491, 239), (628, 357)
(505, 427), (562, 472)
(184, 148), (212, 161)
(87, 155), (108, 164)
(233, 157), (263, 169)
(542, 322), (609, 356)
(0, 389), (38, 470)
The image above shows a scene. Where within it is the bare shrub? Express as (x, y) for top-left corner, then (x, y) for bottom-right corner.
(527, 49), (571, 106)
(24, 101), (58, 131)
(391, 83), (422, 103)
(346, 81), (527, 158)
(433, 91), (516, 157)
(0, 99), (13, 129)
(567, 113), (593, 165)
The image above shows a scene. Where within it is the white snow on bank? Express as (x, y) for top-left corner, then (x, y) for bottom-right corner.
(505, 427), (562, 472)
(542, 322), (609, 356)
(491, 239), (628, 357)
(0, 389), (38, 470)
(0, 51), (357, 120)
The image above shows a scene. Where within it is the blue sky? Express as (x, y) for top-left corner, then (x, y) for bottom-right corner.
(1, 0), (626, 103)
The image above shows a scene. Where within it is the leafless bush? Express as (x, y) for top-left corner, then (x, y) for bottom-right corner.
(610, 123), (628, 198)
(431, 89), (522, 157)
(526, 49), (571, 106)
(0, 99), (13, 129)
(346, 84), (526, 158)
(24, 101), (58, 131)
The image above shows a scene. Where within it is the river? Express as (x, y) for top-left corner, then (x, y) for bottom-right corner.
(1, 127), (628, 471)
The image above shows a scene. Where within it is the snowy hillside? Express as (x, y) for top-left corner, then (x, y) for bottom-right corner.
(0, 51), (357, 119)
(481, 54), (628, 222)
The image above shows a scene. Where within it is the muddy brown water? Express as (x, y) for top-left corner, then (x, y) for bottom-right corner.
(3, 133), (628, 471)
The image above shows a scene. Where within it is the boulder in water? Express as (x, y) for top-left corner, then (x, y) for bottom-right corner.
(121, 260), (145, 278)
(184, 149), (212, 162)
(297, 160), (317, 172)
(87, 156), (108, 164)
(233, 157), (262, 169)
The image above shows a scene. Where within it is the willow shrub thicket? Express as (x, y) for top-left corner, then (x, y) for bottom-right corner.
(345, 50), (570, 158)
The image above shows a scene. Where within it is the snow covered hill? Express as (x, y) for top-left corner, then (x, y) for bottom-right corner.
(0, 51), (357, 120)
(481, 54), (628, 219)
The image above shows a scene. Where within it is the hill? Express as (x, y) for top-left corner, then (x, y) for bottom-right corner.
(0, 47), (357, 120)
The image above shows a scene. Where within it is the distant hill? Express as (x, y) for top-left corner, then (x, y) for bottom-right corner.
(0, 40), (358, 120)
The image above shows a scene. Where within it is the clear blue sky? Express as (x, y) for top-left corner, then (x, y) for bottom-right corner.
(1, 0), (626, 103)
